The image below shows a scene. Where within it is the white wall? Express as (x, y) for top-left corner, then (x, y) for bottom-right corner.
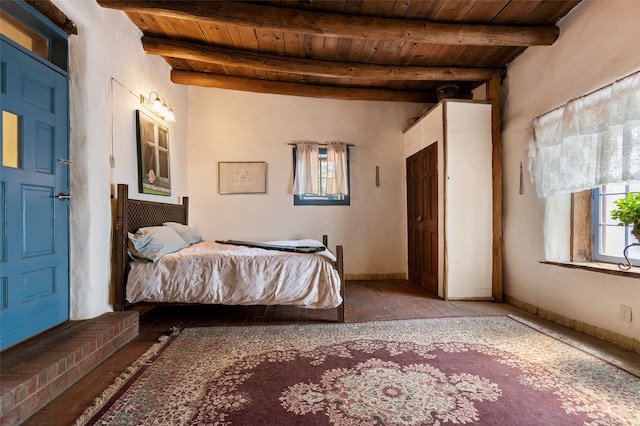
(187, 87), (424, 277)
(502, 0), (640, 339)
(53, 0), (189, 319)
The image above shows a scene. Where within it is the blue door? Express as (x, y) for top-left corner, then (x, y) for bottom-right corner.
(0, 37), (70, 350)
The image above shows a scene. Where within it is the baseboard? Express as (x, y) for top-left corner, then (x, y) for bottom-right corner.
(345, 273), (406, 281)
(505, 294), (640, 354)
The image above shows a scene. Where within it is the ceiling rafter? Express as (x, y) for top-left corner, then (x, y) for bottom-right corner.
(171, 70), (439, 103)
(143, 36), (502, 82)
(98, 0), (559, 47)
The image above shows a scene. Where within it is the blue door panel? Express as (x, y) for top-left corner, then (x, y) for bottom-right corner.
(35, 122), (54, 173)
(22, 267), (55, 301)
(2, 272), (65, 346)
(20, 69), (55, 112)
(0, 38), (69, 350)
(22, 185), (55, 256)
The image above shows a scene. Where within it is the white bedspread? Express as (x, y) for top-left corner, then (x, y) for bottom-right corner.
(126, 239), (342, 309)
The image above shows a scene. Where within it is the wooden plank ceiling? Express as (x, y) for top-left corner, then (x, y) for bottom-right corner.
(98, 0), (581, 102)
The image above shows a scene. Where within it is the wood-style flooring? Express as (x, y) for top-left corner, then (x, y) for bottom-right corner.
(24, 280), (640, 425)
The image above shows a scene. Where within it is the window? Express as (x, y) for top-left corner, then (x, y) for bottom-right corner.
(530, 70), (640, 270)
(293, 146), (350, 206)
(0, 9), (48, 60)
(2, 110), (20, 168)
(592, 183), (640, 266)
(0, 2), (68, 71)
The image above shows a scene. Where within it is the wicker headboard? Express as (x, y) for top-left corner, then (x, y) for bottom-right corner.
(113, 184), (189, 310)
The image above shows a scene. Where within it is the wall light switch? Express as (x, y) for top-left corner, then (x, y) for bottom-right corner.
(110, 155), (116, 168)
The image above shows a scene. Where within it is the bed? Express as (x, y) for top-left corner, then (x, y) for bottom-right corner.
(113, 184), (345, 321)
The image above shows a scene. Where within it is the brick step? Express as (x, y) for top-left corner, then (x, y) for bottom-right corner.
(0, 311), (139, 425)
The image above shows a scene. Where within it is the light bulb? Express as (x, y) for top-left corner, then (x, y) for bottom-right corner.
(151, 95), (163, 114)
(165, 106), (175, 122)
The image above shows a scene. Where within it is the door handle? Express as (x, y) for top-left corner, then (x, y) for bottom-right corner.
(416, 215), (423, 223)
(57, 192), (71, 201)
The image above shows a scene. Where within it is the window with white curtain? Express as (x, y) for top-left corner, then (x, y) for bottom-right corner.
(530, 70), (640, 266)
(292, 141), (350, 206)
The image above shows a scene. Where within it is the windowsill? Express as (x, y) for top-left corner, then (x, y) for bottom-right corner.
(541, 260), (640, 278)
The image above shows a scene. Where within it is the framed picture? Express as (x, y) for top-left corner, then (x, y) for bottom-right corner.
(218, 161), (267, 194)
(136, 110), (171, 196)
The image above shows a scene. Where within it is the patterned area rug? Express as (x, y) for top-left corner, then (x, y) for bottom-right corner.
(75, 316), (640, 425)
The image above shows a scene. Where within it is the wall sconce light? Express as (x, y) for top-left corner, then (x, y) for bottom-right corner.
(140, 91), (175, 122)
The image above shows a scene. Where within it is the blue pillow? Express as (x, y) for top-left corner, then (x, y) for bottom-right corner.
(128, 226), (189, 262)
(163, 222), (203, 245)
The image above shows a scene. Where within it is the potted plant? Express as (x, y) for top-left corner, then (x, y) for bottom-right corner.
(610, 192), (640, 243)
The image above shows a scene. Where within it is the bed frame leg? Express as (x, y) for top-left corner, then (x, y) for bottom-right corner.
(337, 302), (345, 322)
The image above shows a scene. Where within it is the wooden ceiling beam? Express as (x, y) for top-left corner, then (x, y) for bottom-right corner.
(171, 70), (438, 103)
(98, 0), (559, 47)
(144, 36), (501, 82)
(25, 0), (78, 35)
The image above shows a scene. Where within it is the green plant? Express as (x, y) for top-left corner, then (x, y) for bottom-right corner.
(610, 192), (640, 241)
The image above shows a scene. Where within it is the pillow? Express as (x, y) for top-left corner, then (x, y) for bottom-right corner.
(127, 226), (189, 262)
(163, 222), (203, 245)
(127, 239), (149, 262)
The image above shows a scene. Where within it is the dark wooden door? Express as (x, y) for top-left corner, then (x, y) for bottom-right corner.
(406, 143), (438, 294)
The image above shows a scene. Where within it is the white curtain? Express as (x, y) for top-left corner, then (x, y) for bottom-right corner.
(292, 141), (319, 195)
(326, 142), (349, 196)
(530, 71), (640, 198)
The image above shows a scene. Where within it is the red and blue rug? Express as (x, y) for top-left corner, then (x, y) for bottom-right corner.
(75, 316), (640, 425)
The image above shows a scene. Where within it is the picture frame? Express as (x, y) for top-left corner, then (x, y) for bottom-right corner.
(136, 110), (171, 196)
(218, 161), (267, 194)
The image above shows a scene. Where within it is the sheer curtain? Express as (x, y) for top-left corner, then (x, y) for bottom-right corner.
(326, 142), (349, 195)
(292, 141), (319, 195)
(530, 70), (640, 198)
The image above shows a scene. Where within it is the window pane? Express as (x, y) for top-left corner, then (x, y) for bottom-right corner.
(319, 159), (327, 195)
(158, 128), (168, 149)
(0, 11), (48, 60)
(2, 111), (20, 168)
(628, 182), (640, 192)
(603, 194), (625, 225)
(599, 225), (627, 256)
(593, 185), (640, 265)
(626, 243), (640, 261)
(602, 183), (626, 194)
(158, 151), (169, 179)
